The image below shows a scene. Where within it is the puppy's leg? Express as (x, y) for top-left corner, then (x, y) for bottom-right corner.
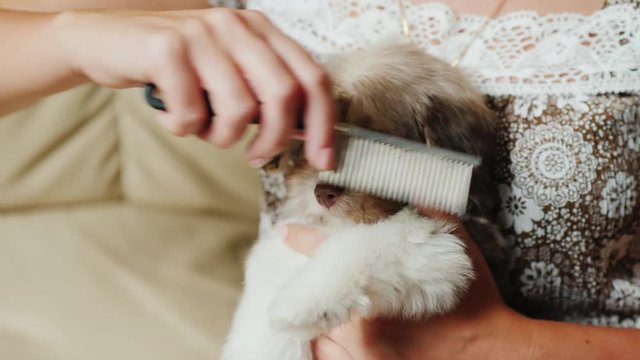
(269, 208), (474, 336)
(222, 230), (313, 360)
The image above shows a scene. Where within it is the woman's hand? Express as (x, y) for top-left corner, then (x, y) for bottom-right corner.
(53, 8), (335, 169)
(1, 8), (335, 169)
(283, 213), (640, 359)
(282, 214), (532, 360)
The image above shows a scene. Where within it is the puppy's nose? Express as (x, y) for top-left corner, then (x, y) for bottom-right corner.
(314, 184), (344, 208)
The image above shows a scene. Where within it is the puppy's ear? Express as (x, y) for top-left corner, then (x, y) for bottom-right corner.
(334, 93), (353, 125)
(423, 94), (499, 219)
(423, 95), (496, 159)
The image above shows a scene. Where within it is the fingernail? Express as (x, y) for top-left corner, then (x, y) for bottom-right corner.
(249, 158), (270, 168)
(315, 147), (335, 170)
(279, 225), (289, 239)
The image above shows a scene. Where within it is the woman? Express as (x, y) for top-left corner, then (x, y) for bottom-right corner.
(1, 0), (639, 358)
(237, 0), (640, 358)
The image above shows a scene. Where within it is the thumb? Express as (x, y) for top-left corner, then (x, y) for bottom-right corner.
(312, 336), (353, 360)
(281, 224), (326, 256)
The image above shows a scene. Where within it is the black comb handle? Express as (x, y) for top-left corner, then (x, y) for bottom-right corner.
(145, 83), (214, 119)
(144, 84), (304, 130)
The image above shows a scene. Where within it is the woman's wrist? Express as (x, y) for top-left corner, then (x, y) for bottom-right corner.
(456, 307), (534, 360)
(50, 10), (96, 85)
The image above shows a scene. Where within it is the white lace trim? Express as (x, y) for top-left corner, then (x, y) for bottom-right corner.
(243, 0), (640, 96)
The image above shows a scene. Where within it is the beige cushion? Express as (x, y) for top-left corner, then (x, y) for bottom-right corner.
(0, 204), (256, 360)
(116, 88), (261, 218)
(0, 85), (121, 209)
(0, 85), (262, 359)
(0, 85), (262, 214)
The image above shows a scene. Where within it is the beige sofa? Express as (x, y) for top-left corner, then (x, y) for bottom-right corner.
(0, 85), (261, 359)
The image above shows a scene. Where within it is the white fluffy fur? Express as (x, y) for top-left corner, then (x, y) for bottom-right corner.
(221, 208), (473, 360)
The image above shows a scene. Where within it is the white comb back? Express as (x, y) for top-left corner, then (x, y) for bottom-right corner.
(318, 124), (481, 215)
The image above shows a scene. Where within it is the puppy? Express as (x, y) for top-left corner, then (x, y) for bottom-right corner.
(221, 41), (497, 360)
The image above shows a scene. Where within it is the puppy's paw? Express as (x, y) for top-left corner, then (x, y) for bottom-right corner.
(269, 280), (371, 338)
(348, 209), (475, 318)
(389, 230), (474, 316)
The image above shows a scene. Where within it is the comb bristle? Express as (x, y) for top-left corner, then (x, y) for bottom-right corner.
(318, 133), (478, 215)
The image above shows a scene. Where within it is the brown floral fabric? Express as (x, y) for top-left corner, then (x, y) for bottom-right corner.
(490, 94), (640, 326)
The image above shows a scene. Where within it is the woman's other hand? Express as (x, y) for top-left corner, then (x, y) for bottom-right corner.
(52, 9), (335, 169)
(282, 211), (531, 360)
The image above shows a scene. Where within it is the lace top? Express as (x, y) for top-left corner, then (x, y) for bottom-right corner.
(213, 0), (640, 327)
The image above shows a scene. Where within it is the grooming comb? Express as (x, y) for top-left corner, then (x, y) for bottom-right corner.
(144, 84), (481, 215)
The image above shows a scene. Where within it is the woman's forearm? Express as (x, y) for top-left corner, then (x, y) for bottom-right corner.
(0, 10), (84, 115)
(0, 0), (210, 116)
(466, 304), (640, 360)
(0, 1), (208, 12)
(526, 318), (640, 360)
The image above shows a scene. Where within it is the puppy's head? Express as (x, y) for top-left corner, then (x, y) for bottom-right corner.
(276, 155), (404, 226)
(276, 41), (497, 226)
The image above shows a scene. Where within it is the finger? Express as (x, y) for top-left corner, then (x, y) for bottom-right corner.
(312, 336), (353, 360)
(210, 11), (302, 162)
(241, 10), (336, 170)
(150, 29), (207, 136)
(282, 224), (326, 256)
(242, 133), (274, 168)
(325, 321), (367, 360)
(177, 17), (259, 147)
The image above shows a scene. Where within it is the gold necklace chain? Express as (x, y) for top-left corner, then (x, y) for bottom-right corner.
(396, 0), (508, 67)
